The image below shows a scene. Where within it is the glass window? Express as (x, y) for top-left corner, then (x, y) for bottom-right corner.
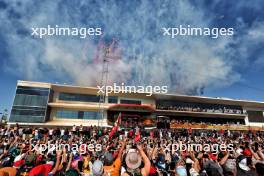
(14, 94), (48, 107)
(120, 99), (141, 105)
(16, 86), (49, 96)
(56, 110), (100, 119)
(12, 106), (46, 111)
(9, 86), (50, 123)
(59, 93), (100, 102)
(56, 110), (78, 119)
(11, 109), (46, 116)
(108, 96), (118, 103)
(9, 115), (45, 123)
(78, 111), (84, 119)
(247, 111), (264, 122)
(17, 86), (49, 91)
(83, 111), (101, 119)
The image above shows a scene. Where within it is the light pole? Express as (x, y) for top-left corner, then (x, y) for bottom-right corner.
(97, 39), (120, 127)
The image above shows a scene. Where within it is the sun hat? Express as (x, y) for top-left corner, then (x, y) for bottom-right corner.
(125, 151), (142, 170)
(92, 160), (104, 176)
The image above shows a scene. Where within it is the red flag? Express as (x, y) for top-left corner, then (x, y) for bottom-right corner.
(109, 126), (118, 138)
(128, 129), (134, 137)
(116, 113), (121, 126)
(109, 113), (121, 138)
(134, 131), (141, 142)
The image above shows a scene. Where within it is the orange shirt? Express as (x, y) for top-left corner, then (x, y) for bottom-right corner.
(103, 158), (121, 176)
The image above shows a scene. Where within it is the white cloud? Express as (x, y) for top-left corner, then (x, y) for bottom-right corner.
(2, 0), (260, 95)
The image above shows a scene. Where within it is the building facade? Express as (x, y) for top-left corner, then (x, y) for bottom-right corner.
(8, 80), (264, 128)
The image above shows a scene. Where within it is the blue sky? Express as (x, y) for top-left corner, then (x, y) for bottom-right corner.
(0, 0), (264, 113)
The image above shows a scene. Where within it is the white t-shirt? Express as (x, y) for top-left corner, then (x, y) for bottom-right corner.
(49, 129), (53, 135)
(19, 128), (23, 136)
(61, 129), (65, 136)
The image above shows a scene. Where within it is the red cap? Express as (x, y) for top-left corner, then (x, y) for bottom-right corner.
(243, 149), (252, 156)
(209, 153), (217, 161)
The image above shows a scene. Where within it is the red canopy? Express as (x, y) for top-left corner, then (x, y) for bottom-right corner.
(108, 104), (155, 112)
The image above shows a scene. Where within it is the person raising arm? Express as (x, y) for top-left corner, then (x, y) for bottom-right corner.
(138, 144), (151, 176)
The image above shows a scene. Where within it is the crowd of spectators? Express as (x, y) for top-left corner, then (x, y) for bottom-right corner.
(157, 105), (243, 115)
(169, 120), (243, 126)
(0, 124), (264, 176)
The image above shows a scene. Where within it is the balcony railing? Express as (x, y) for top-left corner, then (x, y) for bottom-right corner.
(170, 123), (264, 131)
(157, 106), (243, 115)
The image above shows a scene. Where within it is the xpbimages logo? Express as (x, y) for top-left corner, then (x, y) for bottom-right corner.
(97, 83), (168, 96)
(31, 25), (102, 38)
(162, 25), (234, 38)
(31, 141), (102, 155)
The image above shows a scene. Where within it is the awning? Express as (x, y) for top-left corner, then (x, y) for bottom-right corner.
(108, 104), (155, 112)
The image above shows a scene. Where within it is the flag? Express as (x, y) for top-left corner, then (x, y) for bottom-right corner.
(13, 160), (25, 168)
(109, 113), (121, 138)
(115, 112), (122, 126)
(128, 129), (134, 137)
(109, 126), (118, 138)
(13, 154), (26, 169)
(134, 130), (141, 142)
